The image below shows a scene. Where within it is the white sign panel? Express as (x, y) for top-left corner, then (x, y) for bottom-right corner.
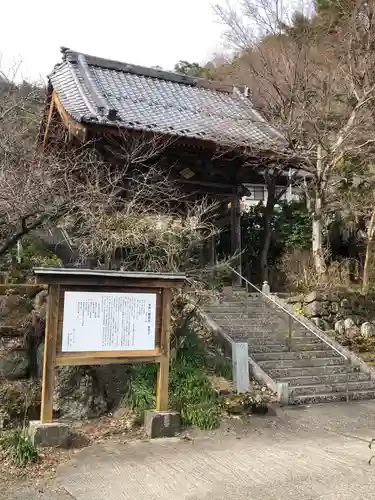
(61, 291), (157, 352)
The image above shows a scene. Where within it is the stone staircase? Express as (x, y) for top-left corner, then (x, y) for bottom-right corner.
(204, 291), (375, 404)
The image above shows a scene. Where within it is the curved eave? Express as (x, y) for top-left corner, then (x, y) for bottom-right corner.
(42, 88), (305, 169)
(52, 92), (87, 137)
(39, 88), (88, 148)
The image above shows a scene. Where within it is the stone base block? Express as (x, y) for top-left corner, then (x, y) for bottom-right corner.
(144, 410), (180, 438)
(276, 382), (289, 406)
(28, 420), (71, 448)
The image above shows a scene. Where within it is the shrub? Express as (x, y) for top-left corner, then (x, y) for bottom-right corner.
(122, 364), (156, 417)
(169, 364), (221, 430)
(280, 248), (357, 292)
(123, 323), (223, 430)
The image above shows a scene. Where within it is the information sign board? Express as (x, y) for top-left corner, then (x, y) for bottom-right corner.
(61, 291), (157, 352)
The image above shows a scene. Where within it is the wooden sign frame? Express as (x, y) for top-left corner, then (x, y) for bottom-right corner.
(33, 268), (185, 424)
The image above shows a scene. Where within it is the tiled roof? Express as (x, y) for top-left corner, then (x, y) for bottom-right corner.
(49, 48), (286, 149)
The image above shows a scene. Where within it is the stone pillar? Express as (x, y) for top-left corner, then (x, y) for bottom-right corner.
(230, 194), (242, 287)
(262, 281), (271, 295)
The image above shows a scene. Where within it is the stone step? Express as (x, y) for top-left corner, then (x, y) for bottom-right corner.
(207, 292), (375, 406)
(291, 389), (375, 405)
(207, 310), (283, 319)
(208, 300), (270, 308)
(205, 306), (249, 314)
(209, 313), (252, 320)
(238, 336), (325, 347)
(211, 311), (273, 319)
(279, 372), (370, 387)
(209, 310), (310, 326)
(220, 329), (314, 339)
(208, 297), (247, 303)
(290, 380), (375, 396)
(248, 343), (334, 353)
(256, 356), (343, 369)
(218, 317), (288, 326)
(268, 364), (360, 379)
(225, 327), (290, 336)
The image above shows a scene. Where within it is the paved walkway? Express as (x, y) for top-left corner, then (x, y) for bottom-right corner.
(9, 401), (375, 499)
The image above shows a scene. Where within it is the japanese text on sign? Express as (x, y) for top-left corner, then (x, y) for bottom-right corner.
(61, 291), (157, 352)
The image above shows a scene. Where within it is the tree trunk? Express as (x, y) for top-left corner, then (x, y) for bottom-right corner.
(312, 215), (326, 276)
(308, 145), (327, 277)
(362, 205), (375, 294)
(260, 177), (279, 283)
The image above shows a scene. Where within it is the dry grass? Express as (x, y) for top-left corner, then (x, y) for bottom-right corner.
(279, 248), (359, 292)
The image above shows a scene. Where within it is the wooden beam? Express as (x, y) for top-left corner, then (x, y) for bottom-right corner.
(35, 275), (183, 289)
(176, 178), (238, 189)
(57, 348), (161, 363)
(0, 284), (46, 293)
(56, 353), (163, 366)
(52, 92), (87, 140)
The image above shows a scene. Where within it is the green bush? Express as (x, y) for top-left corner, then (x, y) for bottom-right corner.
(122, 364), (156, 416)
(0, 238), (61, 283)
(180, 402), (221, 430)
(123, 324), (223, 430)
(211, 358), (232, 379)
(0, 430), (38, 466)
(169, 364), (221, 429)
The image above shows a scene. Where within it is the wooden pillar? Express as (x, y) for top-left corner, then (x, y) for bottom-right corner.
(40, 284), (59, 423)
(231, 193), (242, 287)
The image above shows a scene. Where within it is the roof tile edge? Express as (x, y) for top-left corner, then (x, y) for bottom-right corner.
(59, 47), (237, 95)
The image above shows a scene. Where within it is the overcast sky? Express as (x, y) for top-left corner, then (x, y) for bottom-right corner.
(1, 0), (226, 83)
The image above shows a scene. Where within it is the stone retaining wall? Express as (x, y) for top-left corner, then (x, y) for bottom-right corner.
(286, 291), (375, 336)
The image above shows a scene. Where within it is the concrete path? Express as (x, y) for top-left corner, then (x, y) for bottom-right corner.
(9, 400), (375, 499)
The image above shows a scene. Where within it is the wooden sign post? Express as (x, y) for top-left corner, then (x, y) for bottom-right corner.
(32, 268), (185, 439)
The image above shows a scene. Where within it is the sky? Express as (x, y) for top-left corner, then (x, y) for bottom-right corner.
(0, 0), (226, 83)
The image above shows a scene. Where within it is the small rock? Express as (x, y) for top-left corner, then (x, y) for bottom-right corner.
(34, 290), (48, 320)
(334, 320), (345, 335)
(286, 294), (305, 304)
(344, 318), (355, 330)
(353, 315), (362, 326)
(0, 352), (29, 380)
(361, 322), (373, 338)
(330, 295), (340, 302)
(0, 294), (22, 317)
(340, 298), (350, 308)
(346, 326), (360, 339)
(305, 291), (324, 304)
(292, 302), (303, 313)
(53, 366), (108, 419)
(329, 301), (339, 314)
(311, 317), (330, 330)
(311, 317), (323, 328)
(303, 301), (328, 317)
